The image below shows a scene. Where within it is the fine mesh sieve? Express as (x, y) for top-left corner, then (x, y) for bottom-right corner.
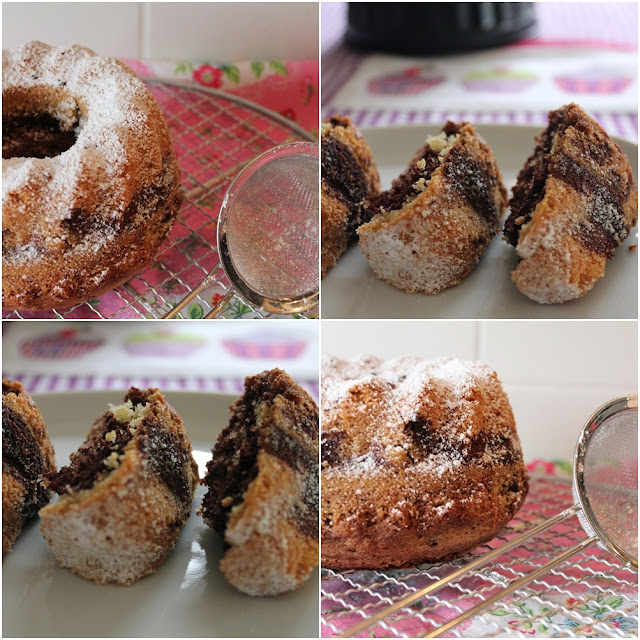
(573, 395), (638, 569)
(340, 394), (638, 638)
(164, 141), (319, 318)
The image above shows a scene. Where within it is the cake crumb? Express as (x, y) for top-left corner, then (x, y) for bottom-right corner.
(628, 244), (637, 251)
(104, 430), (116, 443)
(109, 399), (149, 427)
(104, 451), (120, 469)
(413, 177), (427, 192)
(220, 496), (234, 508)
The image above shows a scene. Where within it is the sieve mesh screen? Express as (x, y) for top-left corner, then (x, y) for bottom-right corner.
(226, 152), (319, 299)
(579, 410), (638, 564)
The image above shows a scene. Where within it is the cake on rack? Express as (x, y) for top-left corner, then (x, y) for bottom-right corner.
(321, 355), (528, 570)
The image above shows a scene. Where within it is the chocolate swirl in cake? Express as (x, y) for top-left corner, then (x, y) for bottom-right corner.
(503, 103), (637, 304)
(357, 121), (507, 295)
(201, 368), (319, 596)
(504, 103), (634, 255)
(38, 387), (198, 585)
(49, 388), (194, 506)
(2, 405), (48, 520)
(320, 115), (381, 275)
(202, 369), (318, 540)
(2, 378), (56, 554)
(321, 355), (528, 571)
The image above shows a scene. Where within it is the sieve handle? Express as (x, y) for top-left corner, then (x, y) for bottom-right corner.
(204, 289), (236, 319)
(339, 505), (580, 638)
(422, 536), (596, 638)
(162, 264), (224, 319)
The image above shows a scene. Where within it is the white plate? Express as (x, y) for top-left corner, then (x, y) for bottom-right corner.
(321, 124), (638, 319)
(2, 391), (319, 638)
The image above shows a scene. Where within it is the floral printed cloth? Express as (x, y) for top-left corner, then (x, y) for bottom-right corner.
(123, 57), (319, 137)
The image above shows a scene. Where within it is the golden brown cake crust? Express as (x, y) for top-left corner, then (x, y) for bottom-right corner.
(321, 115), (380, 276)
(2, 379), (56, 554)
(39, 387), (198, 585)
(321, 355), (528, 571)
(358, 122), (507, 294)
(2, 41), (183, 310)
(201, 368), (319, 596)
(504, 103), (638, 304)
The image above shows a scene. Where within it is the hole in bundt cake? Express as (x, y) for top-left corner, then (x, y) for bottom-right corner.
(2, 113), (78, 160)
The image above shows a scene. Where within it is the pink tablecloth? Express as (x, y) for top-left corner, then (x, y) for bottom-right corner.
(124, 56), (319, 137)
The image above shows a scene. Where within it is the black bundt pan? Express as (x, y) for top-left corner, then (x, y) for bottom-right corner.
(346, 2), (537, 55)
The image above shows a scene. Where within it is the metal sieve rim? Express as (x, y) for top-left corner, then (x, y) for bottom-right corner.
(572, 393), (638, 569)
(217, 141), (319, 314)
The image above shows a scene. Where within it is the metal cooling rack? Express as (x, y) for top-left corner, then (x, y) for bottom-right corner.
(321, 474), (638, 638)
(3, 78), (316, 320)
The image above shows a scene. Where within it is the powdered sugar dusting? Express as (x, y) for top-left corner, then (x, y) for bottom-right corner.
(511, 104), (637, 304)
(322, 354), (497, 424)
(3, 43), (153, 225)
(358, 123), (503, 294)
(322, 354), (514, 481)
(3, 41), (181, 310)
(321, 354), (528, 570)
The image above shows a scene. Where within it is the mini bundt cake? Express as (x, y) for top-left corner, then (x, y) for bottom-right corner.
(321, 355), (528, 571)
(2, 379), (56, 554)
(3, 41), (183, 310)
(503, 103), (638, 304)
(358, 122), (507, 294)
(40, 388), (198, 585)
(201, 369), (319, 596)
(321, 115), (380, 276)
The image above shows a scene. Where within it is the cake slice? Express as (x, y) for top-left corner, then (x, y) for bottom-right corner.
(358, 122), (507, 294)
(2, 379), (56, 553)
(40, 388), (198, 585)
(201, 369), (319, 596)
(321, 115), (380, 276)
(503, 103), (638, 303)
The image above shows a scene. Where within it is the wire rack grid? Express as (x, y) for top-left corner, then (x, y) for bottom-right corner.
(321, 474), (638, 638)
(3, 79), (316, 320)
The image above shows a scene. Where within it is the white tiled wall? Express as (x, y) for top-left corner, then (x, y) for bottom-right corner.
(2, 2), (319, 60)
(321, 320), (638, 462)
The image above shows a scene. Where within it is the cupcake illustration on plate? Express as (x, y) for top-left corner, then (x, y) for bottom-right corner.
(20, 328), (104, 359)
(554, 67), (632, 94)
(123, 329), (206, 358)
(462, 67), (538, 92)
(368, 65), (446, 95)
(222, 330), (307, 359)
